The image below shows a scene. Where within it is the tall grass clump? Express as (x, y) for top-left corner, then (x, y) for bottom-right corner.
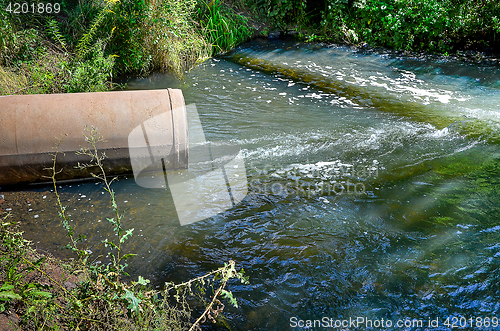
(79, 0), (213, 76)
(0, 66), (28, 95)
(197, 0), (253, 55)
(140, 0), (212, 76)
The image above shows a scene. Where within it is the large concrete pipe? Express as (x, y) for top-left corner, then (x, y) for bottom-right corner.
(0, 89), (188, 186)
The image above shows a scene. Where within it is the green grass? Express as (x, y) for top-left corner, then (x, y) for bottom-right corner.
(0, 0), (254, 95)
(197, 0), (253, 55)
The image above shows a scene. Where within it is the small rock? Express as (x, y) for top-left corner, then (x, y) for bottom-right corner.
(268, 30), (282, 39)
(64, 281), (76, 290)
(0, 199), (4, 204)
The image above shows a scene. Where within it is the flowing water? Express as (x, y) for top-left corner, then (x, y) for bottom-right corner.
(6, 39), (500, 330)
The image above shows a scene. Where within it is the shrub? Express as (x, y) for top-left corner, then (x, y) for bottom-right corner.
(245, 0), (500, 52)
(66, 42), (114, 93)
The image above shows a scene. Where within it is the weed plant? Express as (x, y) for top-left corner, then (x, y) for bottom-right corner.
(0, 128), (248, 330)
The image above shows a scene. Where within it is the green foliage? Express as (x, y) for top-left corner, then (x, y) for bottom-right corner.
(2, 0), (499, 92)
(140, 0), (212, 76)
(0, 0), (114, 95)
(66, 43), (115, 93)
(165, 259), (249, 329)
(197, 0), (253, 54)
(243, 0), (500, 52)
(5, 42), (113, 95)
(340, 0), (455, 51)
(100, 0), (150, 74)
(240, 0), (308, 29)
(0, 9), (16, 65)
(0, 0), (254, 94)
(0, 217), (55, 321)
(46, 19), (68, 53)
(337, 0), (500, 51)
(76, 0), (117, 60)
(93, 0), (212, 75)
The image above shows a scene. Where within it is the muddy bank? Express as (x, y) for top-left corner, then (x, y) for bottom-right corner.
(0, 190), (88, 272)
(0, 192), (84, 329)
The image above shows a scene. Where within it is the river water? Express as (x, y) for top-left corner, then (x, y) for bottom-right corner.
(8, 39), (500, 330)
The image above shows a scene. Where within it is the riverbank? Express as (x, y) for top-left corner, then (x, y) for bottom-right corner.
(249, 0), (500, 54)
(0, 0), (257, 95)
(1, 0), (499, 96)
(0, 194), (82, 330)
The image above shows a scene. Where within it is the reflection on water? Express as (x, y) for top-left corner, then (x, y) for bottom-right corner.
(4, 39), (500, 330)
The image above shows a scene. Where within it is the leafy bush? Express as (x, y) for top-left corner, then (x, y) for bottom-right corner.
(344, 0), (500, 51)
(67, 43), (114, 93)
(244, 0), (500, 52)
(344, 0), (454, 51)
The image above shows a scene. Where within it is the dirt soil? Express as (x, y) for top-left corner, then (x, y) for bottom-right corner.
(0, 194), (83, 330)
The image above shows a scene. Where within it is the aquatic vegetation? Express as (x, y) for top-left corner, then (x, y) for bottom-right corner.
(228, 53), (500, 145)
